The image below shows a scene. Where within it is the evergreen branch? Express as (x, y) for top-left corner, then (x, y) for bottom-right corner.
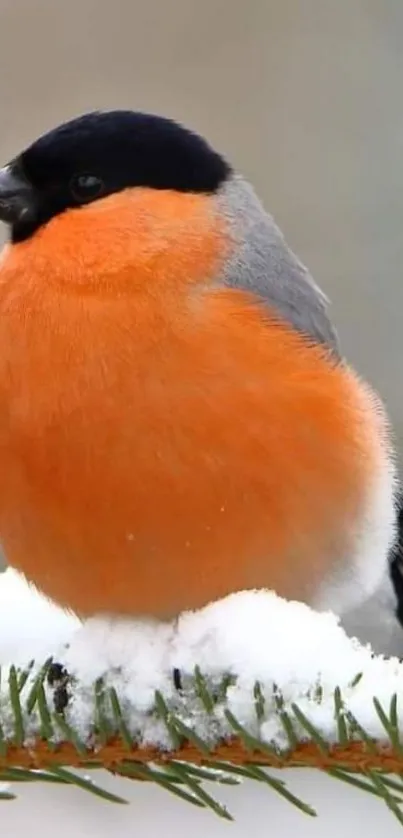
(0, 658), (403, 827)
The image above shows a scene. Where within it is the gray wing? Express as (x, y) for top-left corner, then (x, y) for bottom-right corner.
(217, 175), (340, 355)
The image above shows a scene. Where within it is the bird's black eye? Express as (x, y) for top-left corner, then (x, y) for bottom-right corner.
(69, 173), (104, 202)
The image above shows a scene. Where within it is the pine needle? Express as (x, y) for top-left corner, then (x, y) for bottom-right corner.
(116, 761), (205, 809)
(291, 703), (329, 754)
(109, 687), (132, 750)
(166, 761), (233, 820)
(333, 687), (348, 745)
(193, 667), (214, 714)
(8, 666), (24, 747)
(49, 766), (128, 805)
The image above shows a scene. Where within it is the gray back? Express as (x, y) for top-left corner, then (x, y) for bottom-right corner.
(216, 175), (340, 355)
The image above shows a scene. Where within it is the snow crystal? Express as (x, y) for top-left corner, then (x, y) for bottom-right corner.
(0, 569), (403, 753)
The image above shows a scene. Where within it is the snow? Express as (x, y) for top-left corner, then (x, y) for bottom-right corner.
(0, 567), (403, 834)
(0, 568), (80, 664)
(0, 567), (402, 754)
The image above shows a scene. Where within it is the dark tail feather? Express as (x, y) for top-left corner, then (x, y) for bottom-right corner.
(389, 489), (403, 628)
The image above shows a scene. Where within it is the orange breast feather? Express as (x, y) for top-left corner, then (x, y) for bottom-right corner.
(0, 188), (385, 617)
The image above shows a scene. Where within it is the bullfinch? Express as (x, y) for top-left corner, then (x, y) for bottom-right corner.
(0, 109), (397, 621)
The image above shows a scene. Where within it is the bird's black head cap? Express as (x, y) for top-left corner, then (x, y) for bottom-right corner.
(0, 110), (232, 242)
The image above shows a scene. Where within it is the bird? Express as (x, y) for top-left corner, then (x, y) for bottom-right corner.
(0, 109), (396, 621)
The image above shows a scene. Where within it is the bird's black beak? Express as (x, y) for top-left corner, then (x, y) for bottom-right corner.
(0, 162), (36, 226)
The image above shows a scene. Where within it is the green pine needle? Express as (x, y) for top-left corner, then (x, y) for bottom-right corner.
(116, 761), (205, 809)
(273, 689), (299, 750)
(36, 682), (55, 747)
(366, 770), (403, 827)
(346, 711), (378, 754)
(0, 720), (7, 758)
(207, 759), (274, 782)
(166, 761), (233, 820)
(0, 766), (70, 784)
(373, 696), (403, 757)
(374, 775), (403, 796)
(215, 674), (236, 703)
(224, 708), (279, 759)
(333, 687), (348, 745)
(8, 666), (24, 747)
(290, 703), (329, 755)
(170, 717), (211, 756)
(250, 768), (316, 817)
(154, 690), (183, 750)
(94, 678), (113, 745)
(253, 681), (265, 721)
(170, 760), (240, 785)
(17, 661), (35, 694)
(390, 694), (399, 730)
(327, 767), (403, 803)
(0, 789), (16, 801)
(49, 766), (128, 805)
(193, 667), (215, 714)
(52, 712), (87, 757)
(25, 657), (53, 715)
(109, 687), (132, 750)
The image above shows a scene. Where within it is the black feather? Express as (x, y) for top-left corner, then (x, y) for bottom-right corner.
(389, 489), (403, 629)
(10, 110), (231, 241)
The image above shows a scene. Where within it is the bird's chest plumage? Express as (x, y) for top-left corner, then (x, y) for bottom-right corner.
(0, 285), (295, 617)
(0, 232), (379, 618)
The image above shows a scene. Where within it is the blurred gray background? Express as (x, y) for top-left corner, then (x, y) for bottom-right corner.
(0, 3), (402, 581)
(0, 1), (400, 436)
